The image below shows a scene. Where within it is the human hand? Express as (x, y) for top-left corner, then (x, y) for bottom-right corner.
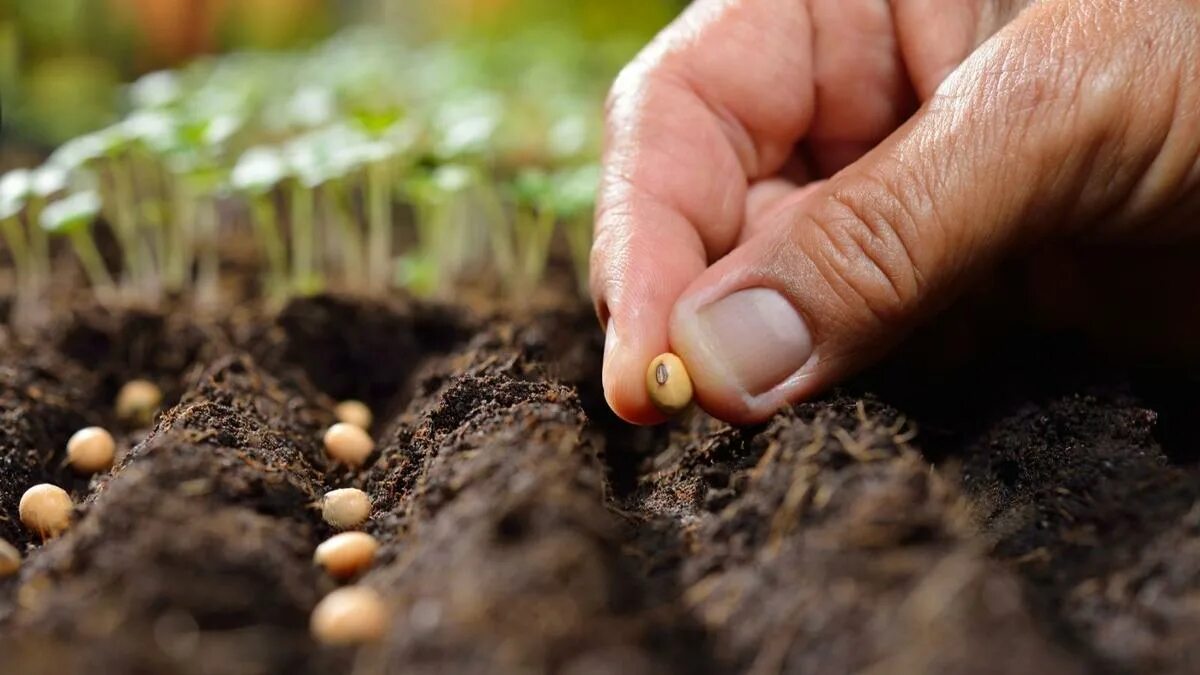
(592, 0), (1200, 425)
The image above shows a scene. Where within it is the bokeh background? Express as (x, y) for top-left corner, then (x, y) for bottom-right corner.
(0, 0), (681, 149)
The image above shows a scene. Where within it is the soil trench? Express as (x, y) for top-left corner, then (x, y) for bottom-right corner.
(0, 296), (1198, 674)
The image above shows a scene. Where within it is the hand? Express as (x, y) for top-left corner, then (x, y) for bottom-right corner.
(591, 0), (1200, 425)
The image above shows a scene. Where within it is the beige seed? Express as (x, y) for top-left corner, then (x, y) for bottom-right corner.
(115, 379), (163, 428)
(19, 484), (73, 539)
(334, 400), (373, 430)
(0, 538), (20, 577)
(322, 488), (372, 530)
(310, 586), (389, 645)
(314, 531), (379, 580)
(66, 426), (116, 474)
(646, 353), (694, 416)
(323, 423), (375, 467)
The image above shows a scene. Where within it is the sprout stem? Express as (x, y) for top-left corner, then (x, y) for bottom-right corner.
(325, 181), (364, 287)
(290, 183), (318, 293)
(1, 216), (29, 285)
(25, 199), (50, 291)
(366, 162), (392, 291)
(250, 195), (288, 300)
(68, 229), (115, 293)
(108, 158), (146, 291)
(196, 197), (220, 307)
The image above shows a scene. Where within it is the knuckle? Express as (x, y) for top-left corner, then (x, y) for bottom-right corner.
(800, 178), (927, 327)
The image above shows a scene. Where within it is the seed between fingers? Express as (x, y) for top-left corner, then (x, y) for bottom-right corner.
(646, 353), (694, 416)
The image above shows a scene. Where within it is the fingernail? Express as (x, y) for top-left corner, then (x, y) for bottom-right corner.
(693, 288), (813, 396)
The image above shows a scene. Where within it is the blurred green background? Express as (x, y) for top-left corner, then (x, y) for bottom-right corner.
(0, 0), (681, 149)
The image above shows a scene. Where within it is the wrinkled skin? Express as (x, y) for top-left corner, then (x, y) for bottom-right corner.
(592, 0), (1200, 425)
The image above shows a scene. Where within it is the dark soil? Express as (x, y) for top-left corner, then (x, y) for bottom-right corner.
(1, 294), (1199, 674)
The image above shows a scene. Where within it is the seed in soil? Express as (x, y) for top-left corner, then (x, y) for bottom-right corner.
(310, 585), (389, 645)
(314, 531), (379, 580)
(646, 353), (693, 416)
(115, 379), (163, 427)
(66, 426), (116, 474)
(334, 400), (373, 430)
(0, 538), (20, 577)
(19, 484), (73, 539)
(323, 423), (375, 467)
(322, 488), (372, 530)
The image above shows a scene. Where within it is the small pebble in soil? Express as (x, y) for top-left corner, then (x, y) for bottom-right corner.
(66, 426), (116, 474)
(646, 353), (694, 416)
(115, 379), (163, 428)
(323, 423), (375, 467)
(0, 538), (20, 577)
(334, 400), (373, 430)
(322, 488), (372, 530)
(19, 484), (73, 539)
(311, 586), (389, 645)
(314, 531), (379, 580)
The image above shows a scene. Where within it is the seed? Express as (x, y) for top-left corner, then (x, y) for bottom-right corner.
(646, 353), (694, 416)
(66, 426), (116, 474)
(334, 400), (373, 430)
(116, 379), (163, 427)
(19, 484), (73, 538)
(310, 586), (389, 645)
(322, 488), (372, 530)
(0, 538), (20, 577)
(314, 531), (379, 580)
(323, 423), (375, 467)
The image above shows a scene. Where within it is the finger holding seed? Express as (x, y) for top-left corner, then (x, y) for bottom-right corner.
(322, 488), (372, 530)
(66, 426), (116, 474)
(19, 484), (73, 539)
(310, 585), (389, 645)
(646, 353), (694, 416)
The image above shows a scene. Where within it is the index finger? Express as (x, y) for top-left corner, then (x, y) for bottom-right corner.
(592, 0), (815, 424)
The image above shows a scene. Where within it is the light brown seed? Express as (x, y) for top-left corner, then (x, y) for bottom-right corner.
(323, 423), (375, 467)
(314, 531), (379, 580)
(334, 400), (373, 430)
(322, 488), (372, 530)
(0, 538), (20, 577)
(646, 353), (694, 416)
(115, 379), (163, 428)
(19, 484), (73, 538)
(310, 586), (389, 645)
(66, 426), (116, 474)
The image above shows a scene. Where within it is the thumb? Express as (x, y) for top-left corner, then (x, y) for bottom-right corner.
(669, 0), (1200, 424)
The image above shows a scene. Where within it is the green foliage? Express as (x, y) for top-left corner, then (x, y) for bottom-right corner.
(0, 17), (641, 315)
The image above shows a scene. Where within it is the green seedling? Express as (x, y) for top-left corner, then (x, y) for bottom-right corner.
(0, 170), (32, 291)
(550, 163), (600, 296)
(507, 167), (559, 297)
(40, 190), (114, 295)
(232, 146), (290, 300)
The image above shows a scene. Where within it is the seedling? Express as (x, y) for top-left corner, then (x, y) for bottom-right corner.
(19, 484), (73, 539)
(0, 538), (19, 577)
(40, 191), (115, 296)
(314, 531), (379, 580)
(550, 164), (600, 296)
(231, 146), (290, 299)
(116, 379), (163, 428)
(66, 427), (117, 474)
(646, 353), (694, 416)
(310, 586), (388, 645)
(334, 400), (373, 430)
(322, 488), (372, 530)
(0, 169), (32, 293)
(323, 423), (375, 467)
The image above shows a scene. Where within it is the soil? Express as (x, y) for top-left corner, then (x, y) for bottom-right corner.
(0, 291), (1199, 675)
